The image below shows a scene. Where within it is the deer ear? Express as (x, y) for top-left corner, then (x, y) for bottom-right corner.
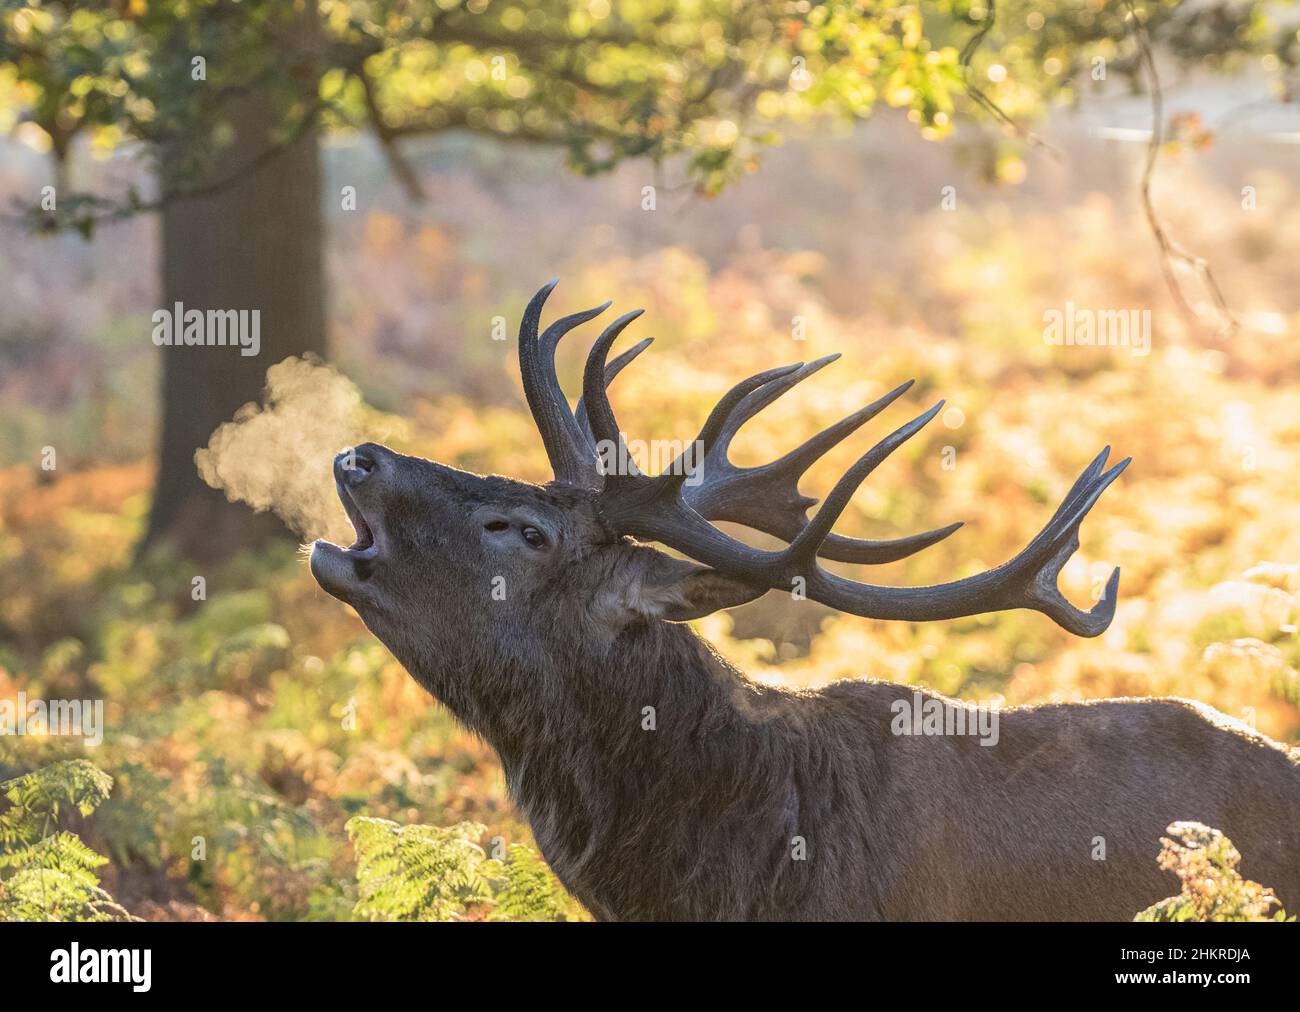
(616, 549), (767, 623)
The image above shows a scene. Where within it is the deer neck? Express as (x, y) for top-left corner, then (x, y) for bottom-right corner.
(484, 618), (757, 774)
(468, 620), (785, 911)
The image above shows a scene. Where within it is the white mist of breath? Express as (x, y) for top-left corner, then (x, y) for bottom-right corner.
(194, 356), (389, 545)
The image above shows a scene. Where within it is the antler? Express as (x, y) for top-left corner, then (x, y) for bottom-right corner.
(674, 357), (964, 564)
(575, 336), (654, 451)
(517, 280), (1128, 636)
(518, 279), (609, 488)
(576, 294), (1129, 638)
(547, 284), (953, 564)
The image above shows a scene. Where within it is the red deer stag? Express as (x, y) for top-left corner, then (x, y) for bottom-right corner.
(311, 279), (1299, 921)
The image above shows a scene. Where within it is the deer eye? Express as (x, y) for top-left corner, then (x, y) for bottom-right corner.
(521, 526), (546, 549)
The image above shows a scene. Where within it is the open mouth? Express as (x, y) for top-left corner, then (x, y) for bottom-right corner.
(310, 446), (386, 598)
(336, 480), (380, 560)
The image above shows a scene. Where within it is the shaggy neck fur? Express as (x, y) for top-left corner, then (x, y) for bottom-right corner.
(389, 610), (840, 920)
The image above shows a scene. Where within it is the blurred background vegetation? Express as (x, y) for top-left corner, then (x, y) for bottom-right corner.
(1, 0), (1299, 919)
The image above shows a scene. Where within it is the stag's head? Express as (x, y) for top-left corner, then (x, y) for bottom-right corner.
(311, 279), (1128, 682)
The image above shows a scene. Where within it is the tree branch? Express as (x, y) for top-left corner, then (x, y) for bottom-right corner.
(357, 62), (427, 201)
(1123, 0), (1239, 338)
(2, 97), (331, 235)
(959, 0), (1061, 160)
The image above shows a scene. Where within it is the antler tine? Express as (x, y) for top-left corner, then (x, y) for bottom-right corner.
(766, 379), (915, 480)
(1036, 444), (1114, 535)
(518, 279), (610, 488)
(575, 336), (654, 446)
(784, 400), (946, 566)
(581, 308), (647, 489)
(1008, 450), (1129, 581)
(656, 362), (806, 497)
(707, 354), (842, 463)
(801, 451), (1130, 636)
(819, 523), (966, 564)
(684, 369), (963, 564)
(1016, 458), (1128, 635)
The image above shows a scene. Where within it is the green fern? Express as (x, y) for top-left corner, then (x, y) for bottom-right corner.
(346, 817), (587, 922)
(0, 759), (112, 845)
(487, 843), (586, 922)
(0, 760), (133, 922)
(347, 818), (493, 921)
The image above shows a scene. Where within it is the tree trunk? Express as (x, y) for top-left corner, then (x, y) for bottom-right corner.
(142, 22), (324, 564)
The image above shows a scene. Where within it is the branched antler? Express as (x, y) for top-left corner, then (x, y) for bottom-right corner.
(519, 280), (1129, 635)
(675, 358), (964, 563)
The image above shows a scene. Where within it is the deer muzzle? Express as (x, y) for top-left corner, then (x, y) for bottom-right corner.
(309, 446), (387, 601)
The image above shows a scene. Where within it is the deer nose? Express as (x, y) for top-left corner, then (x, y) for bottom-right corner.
(335, 445), (377, 487)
